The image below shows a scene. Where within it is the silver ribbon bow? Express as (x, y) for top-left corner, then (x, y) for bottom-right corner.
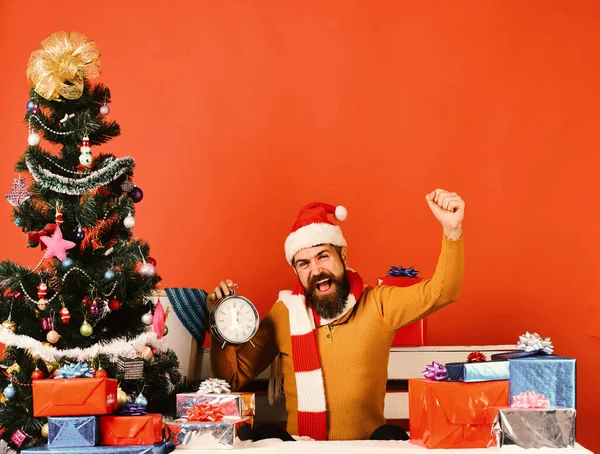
(196, 377), (231, 394)
(516, 332), (554, 354)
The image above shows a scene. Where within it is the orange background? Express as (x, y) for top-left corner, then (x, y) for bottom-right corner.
(1, 0), (599, 450)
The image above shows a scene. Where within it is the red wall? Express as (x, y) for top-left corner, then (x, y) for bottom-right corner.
(1, 1), (599, 449)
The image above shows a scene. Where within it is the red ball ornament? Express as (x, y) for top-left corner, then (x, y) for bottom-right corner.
(108, 298), (121, 311)
(60, 307), (71, 323)
(52, 369), (59, 377)
(147, 257), (157, 267)
(31, 368), (45, 381)
(95, 368), (108, 379)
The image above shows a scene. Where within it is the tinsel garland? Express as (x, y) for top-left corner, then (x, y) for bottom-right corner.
(0, 439), (17, 454)
(26, 155), (135, 195)
(0, 330), (162, 362)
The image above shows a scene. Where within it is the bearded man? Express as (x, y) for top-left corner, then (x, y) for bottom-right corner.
(208, 189), (465, 441)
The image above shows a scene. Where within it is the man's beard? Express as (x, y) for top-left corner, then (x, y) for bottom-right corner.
(305, 270), (351, 320)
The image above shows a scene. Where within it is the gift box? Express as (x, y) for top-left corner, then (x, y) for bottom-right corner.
(48, 416), (98, 448)
(445, 361), (509, 382)
(33, 378), (118, 417)
(165, 417), (252, 450)
(377, 275), (427, 346)
(508, 355), (576, 408)
(22, 442), (173, 454)
(409, 378), (509, 448)
(99, 414), (162, 446)
(492, 407), (576, 448)
(176, 392), (255, 419)
(117, 356), (145, 380)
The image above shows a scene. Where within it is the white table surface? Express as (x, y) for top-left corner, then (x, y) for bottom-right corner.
(175, 439), (594, 453)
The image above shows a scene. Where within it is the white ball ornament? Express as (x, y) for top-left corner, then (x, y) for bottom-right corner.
(28, 133), (41, 146)
(141, 312), (153, 325)
(139, 262), (156, 278)
(123, 213), (136, 229)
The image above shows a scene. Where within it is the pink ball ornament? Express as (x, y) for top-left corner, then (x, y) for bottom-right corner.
(46, 330), (60, 344)
(139, 262), (156, 278)
(139, 346), (153, 361)
(100, 104), (110, 115)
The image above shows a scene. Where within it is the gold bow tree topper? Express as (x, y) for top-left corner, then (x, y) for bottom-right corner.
(26, 31), (102, 101)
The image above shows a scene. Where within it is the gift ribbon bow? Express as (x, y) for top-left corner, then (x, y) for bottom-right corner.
(26, 31), (102, 101)
(422, 361), (447, 381)
(511, 391), (550, 409)
(387, 266), (419, 278)
(55, 362), (94, 378)
(187, 403), (224, 422)
(26, 223), (56, 250)
(197, 377), (231, 394)
(467, 351), (487, 362)
(516, 332), (554, 355)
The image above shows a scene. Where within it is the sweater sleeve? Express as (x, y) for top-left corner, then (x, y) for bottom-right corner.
(371, 234), (464, 332)
(210, 305), (279, 391)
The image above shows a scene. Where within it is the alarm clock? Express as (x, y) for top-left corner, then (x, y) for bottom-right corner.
(209, 286), (259, 347)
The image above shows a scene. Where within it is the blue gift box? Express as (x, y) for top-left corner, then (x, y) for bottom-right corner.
(22, 442), (174, 454)
(445, 361), (510, 382)
(508, 355), (576, 408)
(48, 416), (98, 447)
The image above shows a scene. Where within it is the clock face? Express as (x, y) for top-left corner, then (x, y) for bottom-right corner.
(213, 296), (259, 344)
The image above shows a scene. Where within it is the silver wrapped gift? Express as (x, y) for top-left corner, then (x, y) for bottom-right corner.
(493, 407), (576, 448)
(166, 417), (253, 450)
(176, 393), (255, 418)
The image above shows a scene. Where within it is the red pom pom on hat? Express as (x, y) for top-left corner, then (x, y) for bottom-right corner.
(284, 202), (348, 264)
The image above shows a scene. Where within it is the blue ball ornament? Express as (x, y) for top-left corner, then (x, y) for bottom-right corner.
(75, 229), (85, 241)
(3, 383), (16, 400)
(134, 393), (148, 407)
(62, 258), (74, 270)
(104, 269), (116, 281)
(26, 99), (36, 111)
(14, 217), (24, 227)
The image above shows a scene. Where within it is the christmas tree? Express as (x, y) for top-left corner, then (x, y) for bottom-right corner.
(0, 31), (182, 451)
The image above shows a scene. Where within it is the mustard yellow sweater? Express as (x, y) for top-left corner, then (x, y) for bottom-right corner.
(211, 235), (464, 440)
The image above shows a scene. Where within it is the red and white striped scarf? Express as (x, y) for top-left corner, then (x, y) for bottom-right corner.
(278, 270), (364, 440)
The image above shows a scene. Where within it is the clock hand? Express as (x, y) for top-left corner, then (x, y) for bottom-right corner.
(230, 307), (238, 329)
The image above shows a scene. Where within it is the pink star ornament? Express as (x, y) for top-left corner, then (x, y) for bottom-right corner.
(39, 225), (76, 261)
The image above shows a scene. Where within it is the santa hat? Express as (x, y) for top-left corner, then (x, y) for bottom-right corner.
(284, 202), (348, 264)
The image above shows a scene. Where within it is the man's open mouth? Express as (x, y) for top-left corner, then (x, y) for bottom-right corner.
(315, 278), (333, 293)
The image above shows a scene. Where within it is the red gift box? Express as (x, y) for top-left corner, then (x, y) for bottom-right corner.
(33, 378), (118, 417)
(99, 414), (162, 445)
(377, 276), (427, 346)
(409, 379), (508, 448)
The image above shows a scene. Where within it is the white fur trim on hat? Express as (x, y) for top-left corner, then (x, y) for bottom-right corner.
(285, 223), (347, 264)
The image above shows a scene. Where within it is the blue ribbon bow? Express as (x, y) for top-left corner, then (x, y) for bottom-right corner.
(387, 265), (419, 278)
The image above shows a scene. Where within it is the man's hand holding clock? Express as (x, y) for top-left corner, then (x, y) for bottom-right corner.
(207, 280), (259, 347)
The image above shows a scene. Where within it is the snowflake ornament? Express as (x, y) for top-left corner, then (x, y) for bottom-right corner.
(5, 176), (31, 207)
